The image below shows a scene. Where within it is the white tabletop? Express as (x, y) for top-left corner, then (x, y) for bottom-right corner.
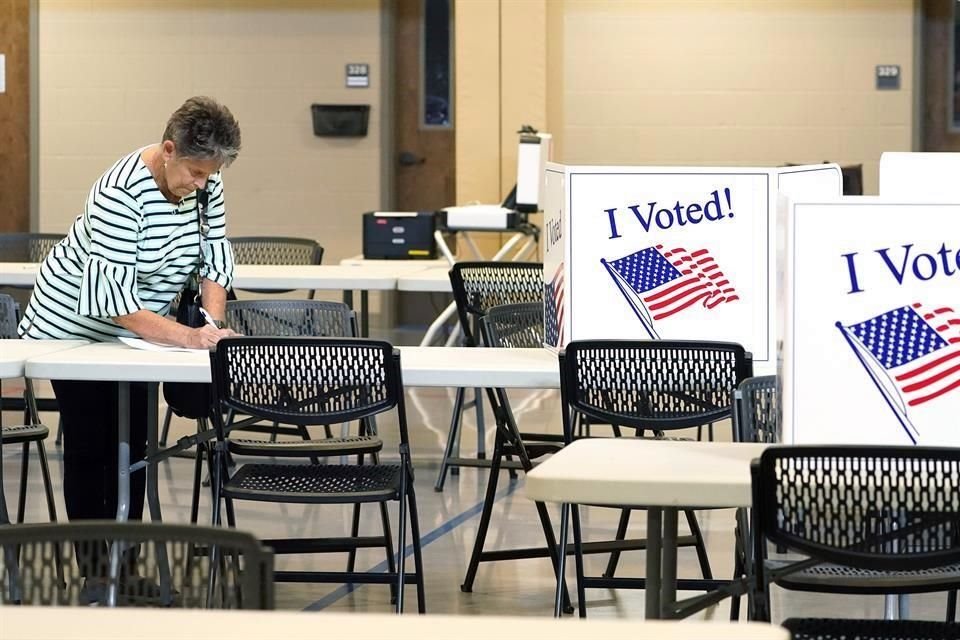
(0, 607), (789, 640)
(400, 346), (557, 388)
(525, 439), (770, 509)
(340, 254), (450, 269)
(25, 343), (559, 388)
(232, 264), (401, 291)
(0, 261), (39, 286)
(396, 266), (452, 292)
(0, 339), (88, 378)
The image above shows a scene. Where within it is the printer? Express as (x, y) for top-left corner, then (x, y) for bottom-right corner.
(362, 211), (440, 259)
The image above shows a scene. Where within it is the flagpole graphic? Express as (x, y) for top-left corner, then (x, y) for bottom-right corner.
(544, 262), (565, 347)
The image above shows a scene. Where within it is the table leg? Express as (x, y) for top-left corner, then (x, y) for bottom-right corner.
(115, 382), (131, 522)
(645, 507), (663, 619)
(343, 290), (356, 332)
(554, 503), (570, 618)
(661, 507), (679, 619)
(360, 290), (369, 337)
(108, 381), (132, 606)
(143, 383), (173, 603)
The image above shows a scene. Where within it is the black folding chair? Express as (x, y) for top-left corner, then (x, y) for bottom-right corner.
(558, 339), (752, 617)
(208, 337), (425, 613)
(782, 618), (960, 640)
(436, 261), (543, 491)
(460, 302), (570, 602)
(0, 294), (59, 533)
(0, 520), (273, 608)
(729, 375), (779, 620)
(751, 446), (960, 623)
(230, 236), (323, 298)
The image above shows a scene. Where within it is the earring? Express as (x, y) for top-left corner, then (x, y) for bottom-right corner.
(163, 162), (167, 169)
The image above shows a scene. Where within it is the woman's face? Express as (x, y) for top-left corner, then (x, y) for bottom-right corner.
(160, 141), (222, 199)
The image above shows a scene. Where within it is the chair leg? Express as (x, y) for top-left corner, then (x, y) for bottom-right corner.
(461, 429), (505, 592)
(684, 509), (713, 580)
(473, 388), (486, 460)
(602, 508), (632, 578)
(55, 417), (64, 446)
(346, 503), (362, 572)
(571, 504), (587, 618)
(159, 405), (174, 447)
(396, 471), (410, 614)
(406, 485), (427, 614)
(434, 386), (466, 491)
(190, 443), (205, 525)
(377, 500), (398, 604)
(554, 503), (571, 617)
(948, 589), (957, 622)
(16, 442), (29, 523)
(729, 543), (744, 621)
(34, 439), (64, 588)
(534, 499), (573, 614)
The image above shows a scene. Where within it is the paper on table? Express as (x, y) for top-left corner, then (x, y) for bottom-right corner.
(118, 337), (207, 354)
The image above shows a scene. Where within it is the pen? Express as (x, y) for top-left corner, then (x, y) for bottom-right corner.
(198, 307), (220, 330)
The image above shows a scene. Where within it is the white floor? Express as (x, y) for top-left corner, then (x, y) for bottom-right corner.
(1, 375), (954, 622)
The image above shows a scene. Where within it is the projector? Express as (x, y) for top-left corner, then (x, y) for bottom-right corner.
(440, 204), (520, 231)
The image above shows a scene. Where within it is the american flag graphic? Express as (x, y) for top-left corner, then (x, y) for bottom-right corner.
(544, 263), (564, 347)
(838, 303), (960, 444)
(602, 244), (739, 338)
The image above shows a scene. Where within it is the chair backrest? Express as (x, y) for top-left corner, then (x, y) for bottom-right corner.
(733, 375), (779, 443)
(211, 337), (406, 433)
(448, 262), (543, 346)
(0, 293), (19, 338)
(480, 301), (543, 349)
(0, 521), (273, 608)
(559, 339), (752, 436)
(229, 237), (323, 266)
(0, 232), (63, 262)
(754, 446), (960, 572)
(225, 300), (355, 338)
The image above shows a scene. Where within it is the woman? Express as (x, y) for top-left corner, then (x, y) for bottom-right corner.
(18, 96), (240, 596)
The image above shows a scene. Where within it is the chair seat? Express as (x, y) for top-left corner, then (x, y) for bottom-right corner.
(224, 463), (402, 504)
(782, 617), (960, 640)
(227, 435), (382, 458)
(769, 558), (960, 592)
(1, 424), (49, 445)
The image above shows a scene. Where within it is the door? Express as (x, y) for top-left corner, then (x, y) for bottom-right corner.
(922, 0), (960, 150)
(393, 0), (455, 211)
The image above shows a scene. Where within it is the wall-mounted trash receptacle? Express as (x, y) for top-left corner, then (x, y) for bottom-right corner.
(310, 104), (369, 137)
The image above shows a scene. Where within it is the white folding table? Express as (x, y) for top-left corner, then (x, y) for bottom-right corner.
(1, 607), (789, 640)
(0, 261), (39, 287)
(525, 438), (769, 620)
(23, 343), (560, 524)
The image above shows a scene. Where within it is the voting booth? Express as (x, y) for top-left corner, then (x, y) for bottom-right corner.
(880, 152), (960, 200)
(543, 163), (842, 373)
(780, 198), (960, 446)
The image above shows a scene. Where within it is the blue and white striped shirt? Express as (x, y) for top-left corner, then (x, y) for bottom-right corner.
(19, 147), (234, 341)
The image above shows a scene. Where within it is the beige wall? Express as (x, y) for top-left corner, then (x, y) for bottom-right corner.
(37, 0), (385, 263)
(546, 0), (918, 195)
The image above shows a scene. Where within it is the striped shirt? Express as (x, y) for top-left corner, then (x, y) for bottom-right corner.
(18, 147), (234, 341)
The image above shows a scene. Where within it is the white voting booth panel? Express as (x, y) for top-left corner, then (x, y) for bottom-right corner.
(880, 152), (960, 199)
(543, 163), (841, 373)
(781, 199), (960, 446)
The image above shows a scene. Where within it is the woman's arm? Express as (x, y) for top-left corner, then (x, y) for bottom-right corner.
(114, 309), (233, 349)
(200, 277), (228, 322)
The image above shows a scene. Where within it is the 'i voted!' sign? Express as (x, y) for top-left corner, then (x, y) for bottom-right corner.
(781, 200), (960, 446)
(543, 164), (842, 372)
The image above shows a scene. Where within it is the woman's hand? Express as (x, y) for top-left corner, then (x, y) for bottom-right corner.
(186, 324), (237, 350)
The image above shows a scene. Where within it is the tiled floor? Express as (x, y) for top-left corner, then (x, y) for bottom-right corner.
(1, 371), (954, 622)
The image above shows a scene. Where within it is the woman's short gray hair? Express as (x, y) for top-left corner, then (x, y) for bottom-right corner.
(162, 96), (241, 167)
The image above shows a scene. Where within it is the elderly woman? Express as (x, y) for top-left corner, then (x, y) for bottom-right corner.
(18, 96), (240, 596)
